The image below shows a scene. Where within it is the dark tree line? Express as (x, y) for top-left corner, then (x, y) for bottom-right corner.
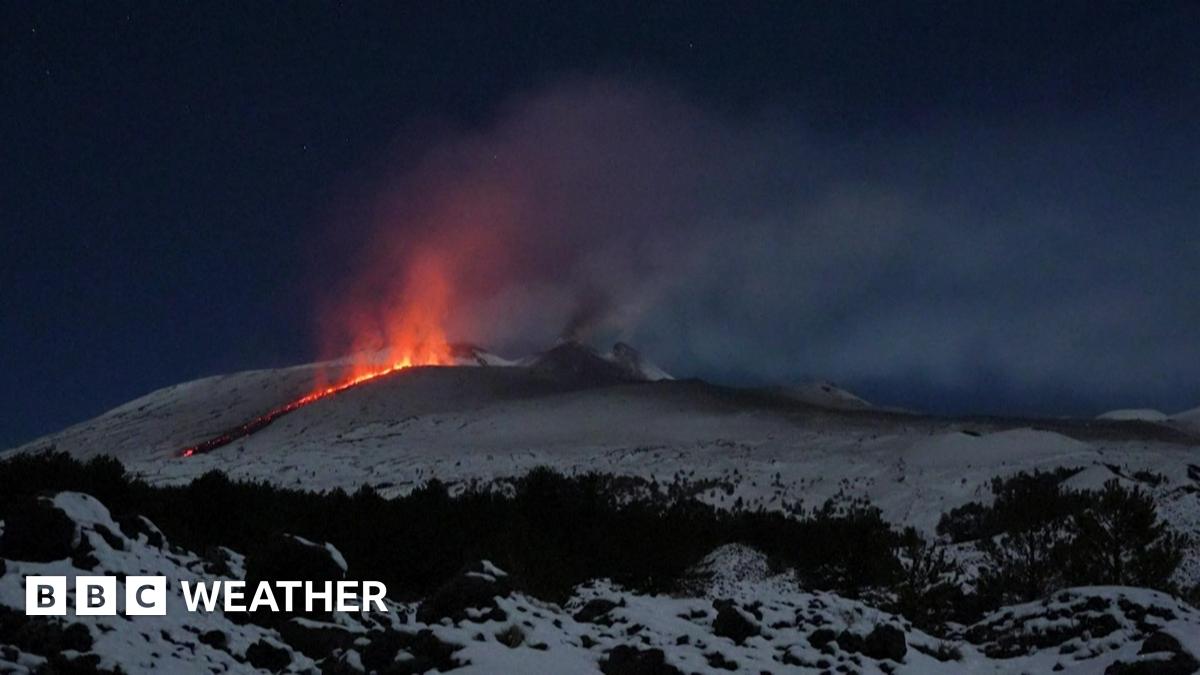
(938, 469), (1188, 607)
(0, 452), (1189, 630)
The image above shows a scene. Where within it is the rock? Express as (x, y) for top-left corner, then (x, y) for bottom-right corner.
(39, 652), (122, 674)
(372, 624), (460, 672)
(245, 533), (346, 585)
(90, 523), (125, 551)
(712, 600), (760, 645)
(1106, 651), (1200, 675)
(1140, 631), (1183, 655)
(965, 591), (1143, 658)
(417, 561), (512, 624)
(202, 545), (237, 577)
(836, 630), (865, 654)
(116, 514), (165, 548)
(705, 651), (738, 670)
(600, 645), (683, 675)
(1106, 630), (1200, 675)
(574, 598), (620, 625)
(495, 624), (525, 648)
(70, 537), (100, 570)
(198, 629), (228, 650)
(808, 628), (837, 648)
(0, 607), (93, 655)
(0, 498), (77, 561)
(276, 618), (356, 659)
(864, 624), (907, 662)
(244, 639), (291, 672)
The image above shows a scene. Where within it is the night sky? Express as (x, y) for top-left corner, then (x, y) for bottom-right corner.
(3, 2), (1199, 446)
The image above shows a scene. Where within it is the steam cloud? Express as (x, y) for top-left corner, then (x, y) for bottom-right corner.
(318, 78), (1200, 415)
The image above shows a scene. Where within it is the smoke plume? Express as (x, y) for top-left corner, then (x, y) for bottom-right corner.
(314, 77), (1200, 415)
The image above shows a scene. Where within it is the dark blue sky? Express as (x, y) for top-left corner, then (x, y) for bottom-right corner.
(3, 2), (1199, 446)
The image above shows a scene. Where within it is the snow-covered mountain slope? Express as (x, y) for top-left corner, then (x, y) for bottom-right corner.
(6, 354), (1199, 546)
(1098, 409), (1170, 422)
(5, 491), (1200, 674)
(1173, 405), (1200, 433)
(520, 340), (672, 383)
(771, 381), (872, 411)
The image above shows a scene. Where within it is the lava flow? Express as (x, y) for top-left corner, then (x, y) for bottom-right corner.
(179, 359), (440, 458)
(181, 250), (457, 457)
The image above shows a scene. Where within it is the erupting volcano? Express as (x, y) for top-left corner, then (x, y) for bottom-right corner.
(180, 252), (457, 457)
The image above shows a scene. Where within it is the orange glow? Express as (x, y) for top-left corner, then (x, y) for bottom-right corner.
(334, 249), (455, 386)
(180, 249), (456, 458)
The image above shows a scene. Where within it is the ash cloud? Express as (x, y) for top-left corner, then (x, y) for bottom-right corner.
(559, 288), (613, 343)
(323, 78), (1200, 415)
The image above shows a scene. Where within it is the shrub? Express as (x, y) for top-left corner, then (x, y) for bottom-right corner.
(891, 530), (969, 630)
(963, 472), (1188, 606)
(1063, 479), (1187, 589)
(0, 452), (905, 602)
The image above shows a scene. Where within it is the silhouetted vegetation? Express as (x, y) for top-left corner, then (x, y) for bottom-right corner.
(0, 452), (902, 601)
(1, 452), (1188, 625)
(937, 467), (1084, 544)
(938, 469), (1188, 607)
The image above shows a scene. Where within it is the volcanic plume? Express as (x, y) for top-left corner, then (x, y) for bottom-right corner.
(180, 248), (461, 457)
(320, 248), (457, 385)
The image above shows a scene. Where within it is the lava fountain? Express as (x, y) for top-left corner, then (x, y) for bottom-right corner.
(180, 252), (455, 457)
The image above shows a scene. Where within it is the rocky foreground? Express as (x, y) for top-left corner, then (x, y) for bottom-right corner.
(3, 492), (1200, 674)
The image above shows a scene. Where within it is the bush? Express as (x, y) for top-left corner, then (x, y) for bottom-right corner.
(0, 452), (905, 602)
(960, 471), (1188, 606)
(937, 467), (1082, 542)
(3, 452), (1184, 620)
(1064, 479), (1187, 589)
(890, 530), (970, 629)
(977, 521), (1073, 604)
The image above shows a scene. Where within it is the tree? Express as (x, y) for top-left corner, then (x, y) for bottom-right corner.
(1065, 479), (1187, 590)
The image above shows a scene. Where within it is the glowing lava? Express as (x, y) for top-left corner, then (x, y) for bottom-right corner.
(180, 251), (456, 458)
(178, 357), (447, 458)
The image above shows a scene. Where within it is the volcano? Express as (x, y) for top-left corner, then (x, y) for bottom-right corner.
(7, 338), (1197, 536)
(172, 340), (671, 458)
(6, 340), (1200, 675)
(524, 340), (674, 385)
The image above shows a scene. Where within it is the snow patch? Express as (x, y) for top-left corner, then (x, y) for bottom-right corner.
(1098, 408), (1169, 422)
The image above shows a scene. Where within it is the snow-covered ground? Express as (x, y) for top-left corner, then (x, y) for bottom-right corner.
(1097, 409), (1170, 422)
(4, 493), (1199, 674)
(4, 348), (1200, 673)
(7, 353), (1198, 552)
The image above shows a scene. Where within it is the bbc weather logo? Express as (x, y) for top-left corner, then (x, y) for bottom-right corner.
(25, 574), (388, 615)
(26, 575), (167, 616)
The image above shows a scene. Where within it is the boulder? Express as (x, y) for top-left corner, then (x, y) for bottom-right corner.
(417, 560), (512, 624)
(864, 624), (907, 662)
(807, 628), (837, 649)
(711, 599), (760, 645)
(1139, 631), (1183, 655)
(0, 607), (92, 655)
(574, 598), (621, 625)
(276, 618), (356, 659)
(245, 533), (346, 585)
(0, 498), (77, 561)
(601, 645), (683, 675)
(244, 639), (291, 672)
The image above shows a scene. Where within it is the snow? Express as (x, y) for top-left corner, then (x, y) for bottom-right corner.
(7, 358), (1200, 580)
(0, 493), (322, 674)
(774, 381), (871, 411)
(5, 491), (1200, 674)
(284, 534), (349, 574)
(1097, 408), (1169, 422)
(900, 428), (1091, 470)
(4, 345), (1200, 636)
(1172, 405), (1200, 433)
